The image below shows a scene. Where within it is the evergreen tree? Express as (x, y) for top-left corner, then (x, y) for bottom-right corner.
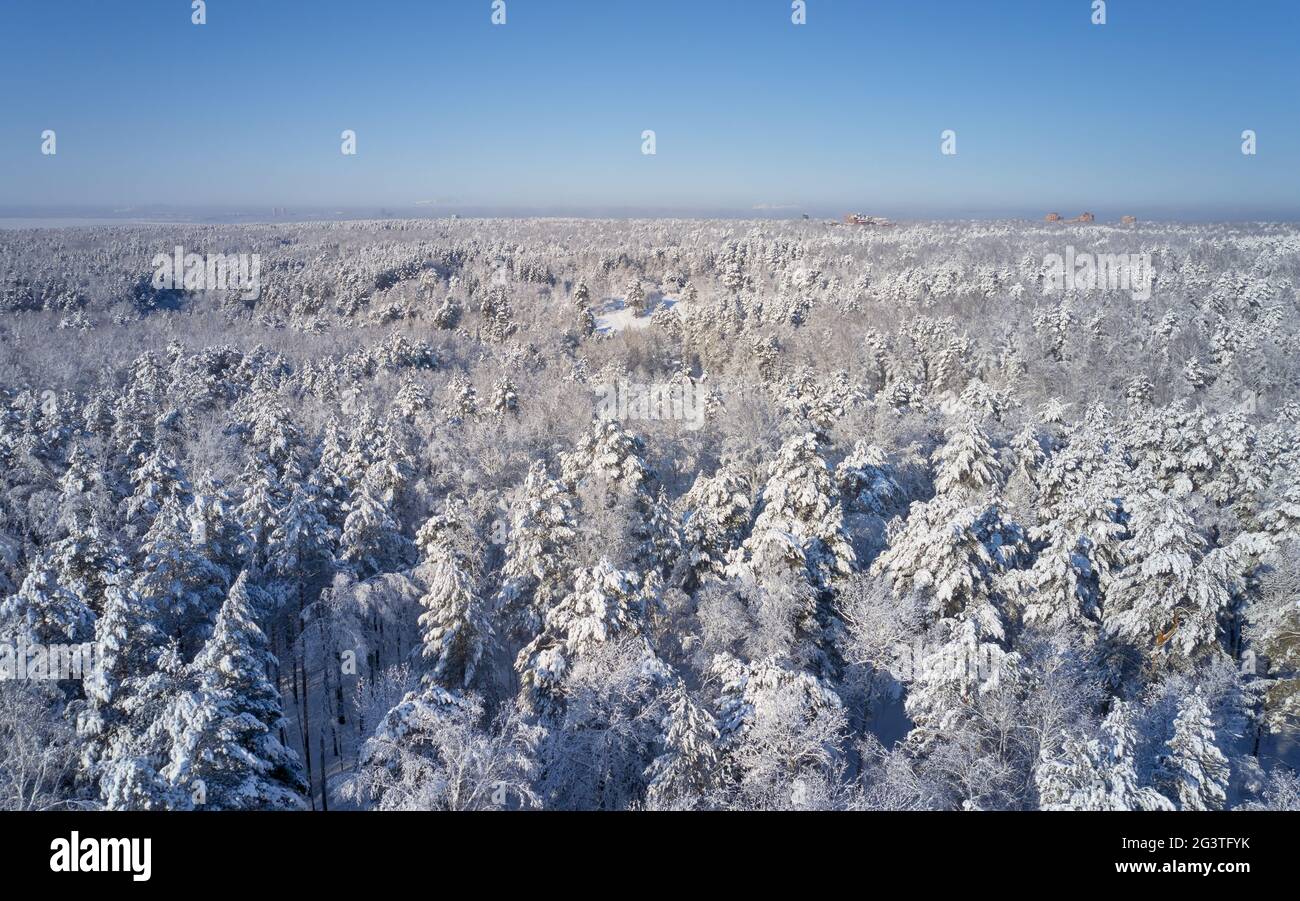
(932, 416), (1003, 497)
(1020, 488), (1124, 632)
(497, 462), (578, 637)
(415, 508), (494, 689)
(872, 493), (1026, 623)
(1156, 693), (1230, 810)
(132, 496), (225, 644)
(835, 441), (903, 516)
(81, 569), (161, 768)
(1105, 490), (1229, 663)
(0, 553), (95, 644)
(1036, 702), (1173, 811)
(170, 572), (307, 810)
(516, 559), (641, 714)
(680, 463), (752, 583)
(738, 432), (855, 590)
(268, 480), (337, 598)
(339, 469), (410, 577)
(119, 443), (189, 538)
(645, 680), (722, 810)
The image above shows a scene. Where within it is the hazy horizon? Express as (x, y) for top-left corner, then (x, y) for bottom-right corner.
(4, 203), (1300, 227)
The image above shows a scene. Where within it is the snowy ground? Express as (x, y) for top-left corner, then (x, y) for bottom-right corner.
(594, 296), (680, 334)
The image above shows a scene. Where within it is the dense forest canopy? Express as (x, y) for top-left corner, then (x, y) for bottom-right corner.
(1, 217), (1297, 811)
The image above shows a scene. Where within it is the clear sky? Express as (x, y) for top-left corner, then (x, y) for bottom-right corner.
(1, 0), (1296, 218)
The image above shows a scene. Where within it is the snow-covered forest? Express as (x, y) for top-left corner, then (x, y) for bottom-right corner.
(1, 217), (1298, 811)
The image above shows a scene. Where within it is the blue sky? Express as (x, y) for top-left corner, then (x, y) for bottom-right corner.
(1, 0), (1296, 218)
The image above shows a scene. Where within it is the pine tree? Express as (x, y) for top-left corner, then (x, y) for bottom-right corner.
(489, 377), (519, 416)
(241, 388), (302, 472)
(680, 463), (752, 583)
(171, 572), (307, 810)
(739, 432), (855, 590)
(339, 469), (410, 577)
(188, 472), (241, 581)
(1020, 488), (1124, 632)
(1156, 693), (1229, 810)
(497, 462), (578, 637)
(415, 509), (494, 689)
(394, 377), (432, 419)
(48, 511), (124, 620)
(444, 375), (478, 423)
(645, 680), (721, 809)
(515, 559), (641, 714)
(97, 641), (199, 810)
(835, 441), (903, 517)
(572, 279), (591, 310)
(119, 443), (190, 538)
(269, 481), (337, 589)
(433, 294), (461, 329)
(80, 569), (161, 767)
(233, 457), (285, 573)
(132, 497), (225, 647)
(872, 493), (1026, 623)
(625, 280), (647, 316)
(0, 553), (95, 644)
(1035, 702), (1174, 810)
(560, 420), (653, 495)
(1105, 490), (1229, 662)
(932, 416), (1002, 497)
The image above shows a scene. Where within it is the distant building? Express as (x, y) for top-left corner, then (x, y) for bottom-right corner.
(1121, 215), (1137, 225)
(844, 213), (893, 227)
(1069, 212), (1096, 223)
(1045, 212), (1063, 222)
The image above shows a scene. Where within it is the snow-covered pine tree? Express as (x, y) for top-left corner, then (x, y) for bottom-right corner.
(269, 480), (337, 593)
(97, 641), (199, 810)
(644, 680), (722, 810)
(872, 492), (1026, 623)
(1155, 692), (1230, 810)
(172, 571), (306, 810)
(1104, 490), (1230, 663)
(932, 416), (1003, 497)
(1035, 701), (1174, 810)
(47, 511), (124, 621)
(489, 377), (519, 416)
(497, 461), (578, 637)
(132, 495), (225, 646)
(233, 456), (285, 573)
(443, 374), (478, 423)
(415, 506), (494, 689)
(119, 443), (190, 538)
(835, 441), (903, 517)
(680, 463), (752, 584)
(515, 558), (641, 714)
(738, 432), (855, 590)
(1019, 488), (1125, 633)
(572, 278), (591, 310)
(339, 467), (410, 578)
(394, 377), (432, 419)
(0, 553), (95, 645)
(626, 279), (647, 316)
(80, 569), (162, 769)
